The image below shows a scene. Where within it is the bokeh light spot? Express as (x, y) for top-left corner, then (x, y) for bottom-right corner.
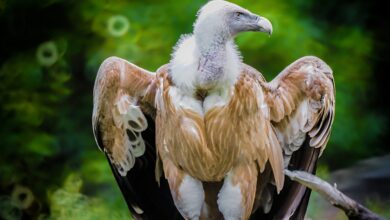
(11, 185), (35, 210)
(107, 15), (130, 37)
(36, 41), (58, 67)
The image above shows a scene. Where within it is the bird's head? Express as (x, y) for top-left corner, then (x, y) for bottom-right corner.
(194, 0), (272, 42)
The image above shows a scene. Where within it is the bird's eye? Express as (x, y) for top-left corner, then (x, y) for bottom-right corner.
(235, 12), (244, 18)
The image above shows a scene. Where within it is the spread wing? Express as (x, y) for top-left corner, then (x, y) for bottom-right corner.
(250, 56), (335, 219)
(92, 57), (182, 219)
(264, 56), (334, 162)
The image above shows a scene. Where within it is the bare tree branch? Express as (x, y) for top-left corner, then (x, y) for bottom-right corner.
(284, 169), (385, 220)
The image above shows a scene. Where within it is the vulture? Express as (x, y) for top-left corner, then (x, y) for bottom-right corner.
(92, 0), (335, 219)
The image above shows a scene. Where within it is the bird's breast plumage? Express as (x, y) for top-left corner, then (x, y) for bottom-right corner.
(156, 70), (270, 181)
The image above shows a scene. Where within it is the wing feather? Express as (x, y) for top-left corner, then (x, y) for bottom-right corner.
(92, 56), (155, 175)
(92, 57), (182, 219)
(263, 56), (334, 219)
(246, 56), (335, 219)
(264, 56), (335, 155)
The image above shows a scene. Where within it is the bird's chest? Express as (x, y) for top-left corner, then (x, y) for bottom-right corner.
(157, 83), (258, 181)
(157, 86), (242, 181)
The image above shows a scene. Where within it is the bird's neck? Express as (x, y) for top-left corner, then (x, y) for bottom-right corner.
(195, 31), (229, 56)
(194, 33), (240, 90)
(168, 33), (242, 96)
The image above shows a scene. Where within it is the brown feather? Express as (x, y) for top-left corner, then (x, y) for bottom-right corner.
(92, 56), (157, 174)
(250, 56), (335, 218)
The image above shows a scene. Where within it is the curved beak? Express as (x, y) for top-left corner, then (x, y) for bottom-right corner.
(255, 16), (273, 35)
(229, 11), (273, 37)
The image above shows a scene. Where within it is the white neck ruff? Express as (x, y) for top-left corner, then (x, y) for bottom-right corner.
(169, 34), (242, 94)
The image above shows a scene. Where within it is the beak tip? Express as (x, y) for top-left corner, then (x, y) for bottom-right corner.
(257, 16), (273, 36)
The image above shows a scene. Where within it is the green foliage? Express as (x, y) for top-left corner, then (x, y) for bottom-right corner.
(366, 198), (390, 219)
(0, 0), (386, 218)
(45, 174), (128, 220)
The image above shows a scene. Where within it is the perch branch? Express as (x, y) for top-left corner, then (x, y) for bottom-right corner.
(284, 169), (385, 220)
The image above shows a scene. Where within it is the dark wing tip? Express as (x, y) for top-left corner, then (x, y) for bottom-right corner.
(104, 153), (144, 219)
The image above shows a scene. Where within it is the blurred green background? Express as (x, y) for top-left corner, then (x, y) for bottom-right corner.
(0, 0), (389, 219)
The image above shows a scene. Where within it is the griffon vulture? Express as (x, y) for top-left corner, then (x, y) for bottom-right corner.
(92, 0), (335, 219)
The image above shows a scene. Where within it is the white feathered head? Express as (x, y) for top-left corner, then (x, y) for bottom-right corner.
(194, 0), (272, 40)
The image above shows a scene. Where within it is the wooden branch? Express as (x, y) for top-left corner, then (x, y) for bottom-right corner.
(284, 169), (385, 220)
